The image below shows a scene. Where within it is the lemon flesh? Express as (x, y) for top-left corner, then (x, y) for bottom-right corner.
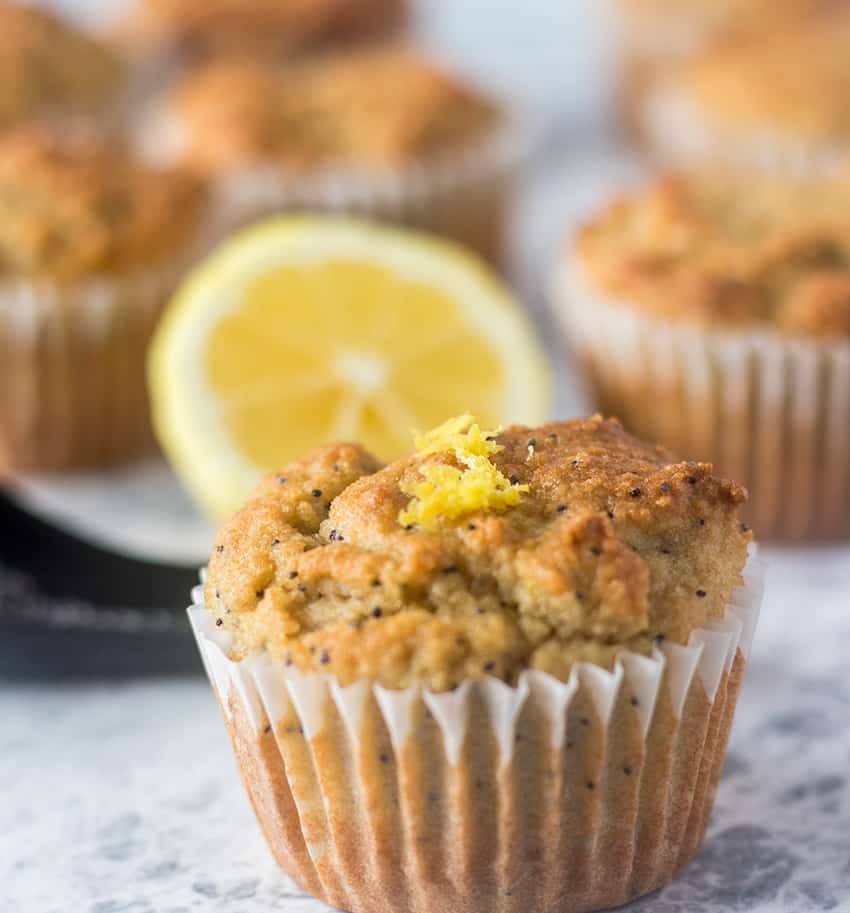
(149, 217), (550, 520)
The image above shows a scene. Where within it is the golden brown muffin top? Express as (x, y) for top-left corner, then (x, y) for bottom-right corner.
(205, 416), (750, 692)
(134, 0), (405, 56)
(163, 48), (502, 174)
(670, 12), (850, 142)
(575, 172), (850, 339)
(0, 2), (123, 128)
(0, 130), (207, 282)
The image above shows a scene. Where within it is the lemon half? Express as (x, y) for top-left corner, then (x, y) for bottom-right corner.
(149, 217), (550, 519)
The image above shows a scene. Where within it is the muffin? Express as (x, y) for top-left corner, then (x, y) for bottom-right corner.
(188, 414), (763, 913)
(0, 1), (125, 131)
(635, 10), (850, 173)
(616, 0), (828, 141)
(126, 0), (406, 60)
(0, 129), (208, 472)
(553, 171), (850, 540)
(142, 48), (521, 265)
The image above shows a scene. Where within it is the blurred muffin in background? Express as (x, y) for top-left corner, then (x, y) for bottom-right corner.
(126, 0), (406, 60)
(552, 170), (850, 541)
(0, 129), (208, 472)
(0, 1), (125, 131)
(633, 9), (850, 173)
(142, 47), (522, 265)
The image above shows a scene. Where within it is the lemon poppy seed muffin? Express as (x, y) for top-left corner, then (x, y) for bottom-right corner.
(191, 415), (761, 913)
(131, 0), (406, 59)
(554, 171), (850, 539)
(0, 129), (208, 471)
(0, 1), (124, 130)
(206, 416), (750, 690)
(145, 48), (518, 264)
(638, 11), (850, 172)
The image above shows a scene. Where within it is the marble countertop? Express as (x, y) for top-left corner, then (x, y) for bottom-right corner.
(6, 544), (850, 913)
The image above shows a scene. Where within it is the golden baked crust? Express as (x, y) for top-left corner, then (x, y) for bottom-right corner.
(670, 12), (850, 142)
(205, 417), (750, 691)
(0, 2), (122, 127)
(575, 172), (850, 339)
(136, 0), (405, 56)
(0, 130), (207, 283)
(164, 48), (501, 174)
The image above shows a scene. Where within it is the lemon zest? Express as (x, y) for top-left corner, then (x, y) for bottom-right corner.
(399, 415), (528, 529)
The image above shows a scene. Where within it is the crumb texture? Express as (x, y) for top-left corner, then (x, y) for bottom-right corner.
(205, 416), (750, 691)
(576, 172), (850, 339)
(0, 130), (207, 281)
(164, 47), (500, 174)
(0, 1), (122, 127)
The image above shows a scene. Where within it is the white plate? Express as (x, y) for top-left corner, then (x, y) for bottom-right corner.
(8, 458), (214, 567)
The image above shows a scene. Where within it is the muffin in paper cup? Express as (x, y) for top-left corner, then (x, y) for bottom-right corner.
(552, 172), (850, 541)
(634, 9), (850, 175)
(0, 129), (209, 473)
(188, 415), (761, 913)
(140, 48), (527, 267)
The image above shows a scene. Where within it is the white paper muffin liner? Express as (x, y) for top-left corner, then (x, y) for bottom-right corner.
(637, 81), (850, 176)
(188, 551), (763, 913)
(0, 257), (191, 471)
(552, 258), (850, 540)
(141, 113), (531, 266)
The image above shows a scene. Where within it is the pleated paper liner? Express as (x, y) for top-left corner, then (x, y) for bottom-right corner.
(552, 259), (850, 541)
(0, 259), (189, 472)
(141, 114), (531, 268)
(636, 82), (850, 175)
(188, 554), (763, 913)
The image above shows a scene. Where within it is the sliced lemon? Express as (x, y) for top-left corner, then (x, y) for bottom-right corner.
(148, 216), (550, 519)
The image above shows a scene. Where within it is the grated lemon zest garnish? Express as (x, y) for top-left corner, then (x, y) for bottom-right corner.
(399, 414), (528, 529)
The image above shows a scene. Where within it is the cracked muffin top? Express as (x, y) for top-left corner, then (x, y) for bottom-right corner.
(133, 0), (406, 57)
(158, 48), (502, 175)
(574, 172), (850, 339)
(0, 1), (123, 128)
(205, 415), (750, 691)
(663, 12), (850, 143)
(0, 130), (207, 283)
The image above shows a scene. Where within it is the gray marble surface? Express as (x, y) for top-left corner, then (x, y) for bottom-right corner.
(5, 545), (850, 913)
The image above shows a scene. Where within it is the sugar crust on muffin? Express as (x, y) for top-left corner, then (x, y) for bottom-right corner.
(0, 129), (207, 282)
(205, 416), (750, 692)
(575, 172), (850, 339)
(0, 1), (123, 128)
(158, 48), (501, 175)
